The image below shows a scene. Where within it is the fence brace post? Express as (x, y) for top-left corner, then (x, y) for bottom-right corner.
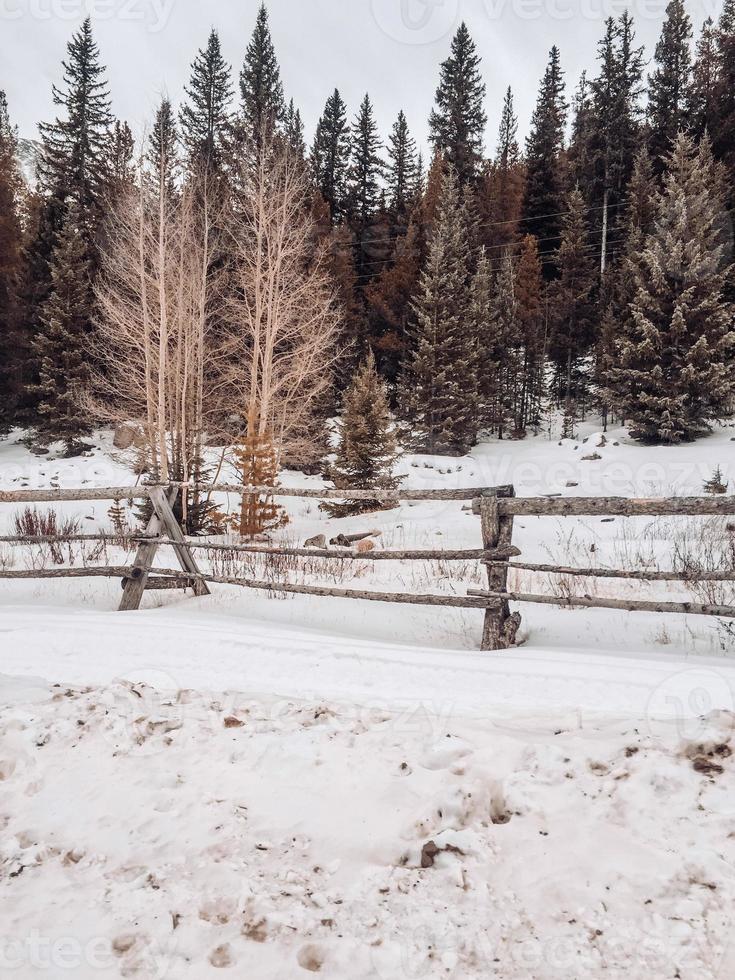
(479, 487), (521, 651)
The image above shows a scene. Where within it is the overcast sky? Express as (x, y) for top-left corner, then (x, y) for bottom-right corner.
(2, 0), (725, 155)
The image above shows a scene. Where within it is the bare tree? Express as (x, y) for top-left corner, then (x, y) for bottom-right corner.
(225, 142), (341, 536)
(90, 158), (228, 531)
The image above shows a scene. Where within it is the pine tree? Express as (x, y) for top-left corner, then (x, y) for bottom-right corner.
(479, 87), (525, 253)
(523, 46), (568, 262)
(549, 187), (597, 402)
(688, 18), (719, 139)
(324, 352), (402, 517)
(38, 17), (113, 215)
(310, 89), (351, 223)
(180, 28), (233, 170)
(0, 91), (23, 431)
(428, 23), (487, 184)
(364, 221), (422, 384)
(107, 120), (135, 200)
(515, 235), (546, 430)
(284, 99), (306, 161)
(583, 15), (645, 274)
(348, 94), (384, 225)
(149, 98), (179, 195)
(386, 111), (419, 219)
(405, 168), (477, 455)
(475, 248), (519, 438)
(606, 134), (735, 442)
(647, 0), (693, 165)
(31, 201), (93, 452)
(239, 2), (285, 151)
(712, 0), (735, 187)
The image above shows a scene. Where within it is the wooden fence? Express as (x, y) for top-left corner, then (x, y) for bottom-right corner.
(1, 483), (734, 651)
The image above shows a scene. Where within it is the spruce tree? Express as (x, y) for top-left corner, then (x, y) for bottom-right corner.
(31, 201), (93, 452)
(180, 29), (233, 170)
(239, 3), (285, 151)
(583, 15), (645, 273)
(712, 0), (735, 187)
(38, 17), (113, 216)
(284, 99), (306, 161)
(325, 352), (402, 517)
(515, 235), (546, 430)
(310, 89), (351, 223)
(479, 87), (524, 253)
(364, 221), (422, 384)
(523, 46), (568, 261)
(107, 120), (135, 200)
(405, 168), (477, 455)
(0, 91), (23, 431)
(475, 248), (519, 438)
(149, 99), (179, 195)
(549, 187), (597, 402)
(688, 18), (719, 140)
(428, 23), (487, 184)
(348, 94), (384, 226)
(647, 0), (693, 166)
(607, 134), (735, 443)
(386, 111), (419, 219)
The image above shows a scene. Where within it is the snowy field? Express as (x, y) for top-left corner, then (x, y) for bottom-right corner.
(2, 424), (735, 978)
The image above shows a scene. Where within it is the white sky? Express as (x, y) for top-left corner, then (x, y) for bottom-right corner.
(1, 0), (725, 155)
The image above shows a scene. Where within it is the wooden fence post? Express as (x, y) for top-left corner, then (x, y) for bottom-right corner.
(479, 487), (521, 651)
(119, 487), (209, 611)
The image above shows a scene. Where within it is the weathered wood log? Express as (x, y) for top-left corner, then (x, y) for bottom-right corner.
(497, 496), (735, 518)
(132, 576), (196, 591)
(0, 487), (150, 503)
(494, 560), (735, 582)
(479, 488), (521, 651)
(143, 538), (520, 563)
(468, 588), (735, 618)
(176, 482), (516, 503)
(148, 567), (500, 609)
(0, 534), (149, 545)
(0, 566), (133, 580)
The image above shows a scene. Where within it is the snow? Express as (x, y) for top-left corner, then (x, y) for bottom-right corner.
(1, 423), (735, 977)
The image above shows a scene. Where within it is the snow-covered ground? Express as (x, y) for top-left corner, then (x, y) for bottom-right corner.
(1, 423), (735, 978)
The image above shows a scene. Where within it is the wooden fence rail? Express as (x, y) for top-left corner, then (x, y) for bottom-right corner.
(1, 482), (734, 650)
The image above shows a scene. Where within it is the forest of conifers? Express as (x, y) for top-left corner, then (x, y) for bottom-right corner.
(0, 1), (734, 526)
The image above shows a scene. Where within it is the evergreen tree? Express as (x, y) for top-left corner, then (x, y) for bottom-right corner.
(364, 221), (422, 384)
(149, 98), (179, 195)
(475, 248), (519, 438)
(348, 94), (384, 225)
(688, 18), (719, 140)
(479, 87), (525, 253)
(180, 29), (233, 170)
(386, 111), (419, 219)
(515, 235), (546, 430)
(239, 2), (285, 150)
(712, 0), (735, 187)
(324, 351), (402, 517)
(523, 46), (568, 263)
(107, 120), (135, 199)
(0, 91), (23, 431)
(549, 187), (597, 402)
(310, 89), (351, 223)
(31, 201), (93, 452)
(428, 22), (487, 184)
(606, 134), (735, 442)
(583, 15), (645, 274)
(647, 0), (693, 165)
(284, 99), (306, 160)
(38, 17), (113, 216)
(405, 168), (477, 455)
